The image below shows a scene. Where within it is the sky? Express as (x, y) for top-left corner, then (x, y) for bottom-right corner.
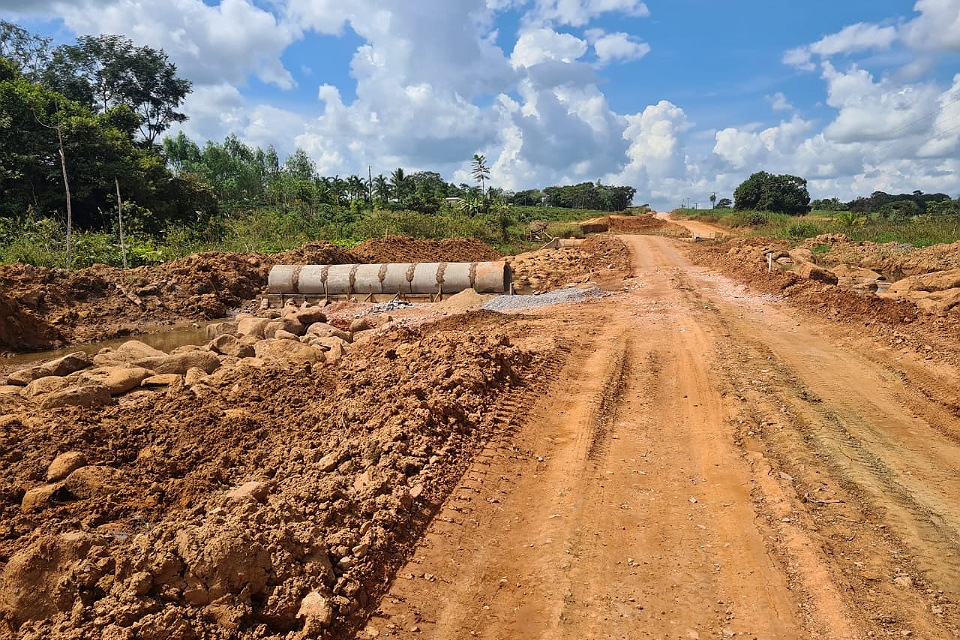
(4, 0), (960, 210)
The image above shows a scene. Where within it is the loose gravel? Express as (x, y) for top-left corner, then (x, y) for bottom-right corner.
(482, 286), (605, 312)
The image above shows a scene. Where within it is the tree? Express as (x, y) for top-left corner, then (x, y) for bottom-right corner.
(715, 197), (732, 209)
(45, 34), (191, 145)
(390, 167), (408, 206)
(372, 174), (389, 208)
(733, 171), (810, 215)
(0, 20), (51, 80)
(709, 192), (716, 209)
(472, 153), (490, 198)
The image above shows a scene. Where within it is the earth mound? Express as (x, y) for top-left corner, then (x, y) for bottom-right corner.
(350, 236), (502, 264)
(578, 214), (690, 237)
(510, 235), (633, 293)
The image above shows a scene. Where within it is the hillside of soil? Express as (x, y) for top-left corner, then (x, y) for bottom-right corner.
(0, 238), (501, 354)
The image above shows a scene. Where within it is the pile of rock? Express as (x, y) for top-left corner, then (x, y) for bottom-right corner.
(0, 302), (380, 410)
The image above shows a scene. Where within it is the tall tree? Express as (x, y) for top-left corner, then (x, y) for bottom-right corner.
(372, 174), (390, 208)
(45, 34), (191, 145)
(472, 153), (490, 198)
(733, 171), (810, 215)
(0, 20), (51, 80)
(390, 167), (407, 205)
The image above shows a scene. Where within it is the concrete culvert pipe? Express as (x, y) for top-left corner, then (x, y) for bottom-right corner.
(268, 261), (511, 297)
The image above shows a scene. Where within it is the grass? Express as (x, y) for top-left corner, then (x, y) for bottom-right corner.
(671, 208), (960, 247)
(1, 204), (629, 269)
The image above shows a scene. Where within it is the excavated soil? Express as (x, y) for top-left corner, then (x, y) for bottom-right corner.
(0, 238), (501, 354)
(3, 230), (960, 640)
(577, 213), (690, 236)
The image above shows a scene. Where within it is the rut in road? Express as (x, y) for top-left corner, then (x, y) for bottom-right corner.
(361, 235), (960, 639)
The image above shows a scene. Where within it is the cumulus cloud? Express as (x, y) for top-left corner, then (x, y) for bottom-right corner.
(526, 0), (650, 27)
(511, 28), (588, 68)
(587, 30), (651, 65)
(901, 0), (960, 52)
(767, 92), (794, 112)
(784, 22), (898, 71)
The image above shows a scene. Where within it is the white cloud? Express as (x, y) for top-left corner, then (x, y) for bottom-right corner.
(511, 28), (588, 68)
(527, 0), (649, 27)
(901, 0), (960, 52)
(767, 92), (793, 112)
(784, 22), (898, 71)
(50, 0), (298, 89)
(588, 31), (651, 65)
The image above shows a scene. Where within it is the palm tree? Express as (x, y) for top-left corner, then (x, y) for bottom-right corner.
(472, 153), (490, 198)
(373, 174), (390, 208)
(346, 175), (367, 203)
(390, 167), (407, 205)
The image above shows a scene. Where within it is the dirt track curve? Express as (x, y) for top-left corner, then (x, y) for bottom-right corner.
(364, 235), (960, 639)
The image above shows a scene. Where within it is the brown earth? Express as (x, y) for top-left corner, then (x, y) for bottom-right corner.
(0, 238), (501, 354)
(1, 231), (960, 639)
(578, 213), (691, 236)
(509, 235), (633, 293)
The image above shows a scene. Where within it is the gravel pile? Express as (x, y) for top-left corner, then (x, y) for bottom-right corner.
(483, 287), (605, 312)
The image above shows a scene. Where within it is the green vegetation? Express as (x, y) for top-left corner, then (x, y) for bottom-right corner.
(733, 171), (811, 215)
(673, 207), (960, 248)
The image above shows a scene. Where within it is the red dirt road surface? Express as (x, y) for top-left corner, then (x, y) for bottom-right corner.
(366, 235), (960, 639)
(2, 232), (960, 639)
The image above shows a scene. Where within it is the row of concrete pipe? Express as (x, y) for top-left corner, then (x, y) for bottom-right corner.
(268, 261), (511, 297)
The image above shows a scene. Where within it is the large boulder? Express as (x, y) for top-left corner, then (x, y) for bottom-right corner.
(206, 321), (239, 340)
(795, 261), (839, 285)
(830, 264), (885, 293)
(22, 376), (74, 399)
(208, 334), (255, 358)
(304, 322), (353, 343)
(71, 366), (153, 396)
(93, 340), (167, 367)
(6, 352), (92, 386)
(884, 268), (960, 315)
(253, 339), (326, 365)
(39, 385), (112, 410)
(236, 317), (272, 339)
(134, 350), (221, 375)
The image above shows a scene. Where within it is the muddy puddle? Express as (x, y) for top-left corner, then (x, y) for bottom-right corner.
(1, 322), (214, 372)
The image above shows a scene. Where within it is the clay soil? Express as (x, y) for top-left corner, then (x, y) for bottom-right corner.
(3, 231), (960, 639)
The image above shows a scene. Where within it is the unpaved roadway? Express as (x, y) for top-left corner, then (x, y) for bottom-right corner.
(364, 235), (960, 639)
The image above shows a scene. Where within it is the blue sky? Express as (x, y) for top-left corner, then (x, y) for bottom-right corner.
(5, 0), (960, 209)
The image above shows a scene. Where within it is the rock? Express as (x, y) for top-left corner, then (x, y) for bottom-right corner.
(6, 352), (92, 386)
(135, 351), (221, 375)
(93, 340), (166, 366)
(0, 385), (21, 395)
(305, 322), (353, 343)
(273, 329), (299, 341)
(141, 374), (183, 387)
(888, 268), (960, 294)
(291, 307), (328, 326)
(318, 454), (339, 472)
(206, 321), (238, 340)
(22, 376), (73, 399)
(236, 317), (272, 339)
(46, 452), (87, 482)
(264, 317), (306, 339)
(788, 248), (814, 264)
(253, 339), (326, 365)
(348, 317), (372, 333)
(64, 465), (122, 500)
(297, 592), (334, 630)
(309, 337), (348, 363)
(894, 575), (914, 588)
(208, 334), (255, 358)
(795, 261), (839, 285)
(224, 481), (270, 503)
(39, 384), (112, 409)
(830, 264), (884, 293)
(72, 366), (153, 396)
(21, 483), (64, 511)
(184, 367), (207, 387)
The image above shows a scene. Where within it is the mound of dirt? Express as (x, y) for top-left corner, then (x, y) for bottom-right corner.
(687, 237), (960, 367)
(509, 235), (633, 293)
(802, 236), (960, 280)
(350, 236), (501, 264)
(578, 214), (690, 237)
(0, 238), (504, 354)
(0, 311), (557, 639)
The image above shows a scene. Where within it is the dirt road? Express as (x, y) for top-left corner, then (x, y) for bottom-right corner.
(364, 235), (960, 639)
